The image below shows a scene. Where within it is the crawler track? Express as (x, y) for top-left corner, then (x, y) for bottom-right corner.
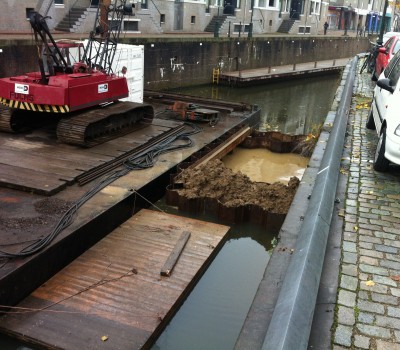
(57, 102), (154, 147)
(0, 101), (154, 147)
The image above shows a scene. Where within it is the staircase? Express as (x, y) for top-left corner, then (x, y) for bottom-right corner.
(54, 7), (88, 32)
(277, 19), (295, 33)
(204, 15), (228, 33)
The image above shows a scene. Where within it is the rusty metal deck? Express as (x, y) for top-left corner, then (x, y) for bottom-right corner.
(0, 101), (260, 311)
(0, 209), (229, 349)
(0, 118), (183, 195)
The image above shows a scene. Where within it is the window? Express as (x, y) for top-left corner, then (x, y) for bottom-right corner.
(234, 24), (243, 32)
(255, 0), (276, 7)
(54, 0), (64, 4)
(309, 0), (321, 14)
(124, 20), (139, 31)
(384, 53), (400, 85)
(298, 26), (311, 33)
(191, 16), (196, 24)
(393, 41), (400, 56)
(141, 0), (148, 9)
(160, 14), (165, 23)
(26, 8), (34, 19)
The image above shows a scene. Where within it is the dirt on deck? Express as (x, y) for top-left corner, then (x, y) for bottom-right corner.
(177, 159), (300, 214)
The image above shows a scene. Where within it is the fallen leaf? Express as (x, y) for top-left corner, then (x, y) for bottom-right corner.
(101, 336), (108, 342)
(365, 280), (375, 286)
(391, 275), (400, 281)
(354, 226), (358, 232)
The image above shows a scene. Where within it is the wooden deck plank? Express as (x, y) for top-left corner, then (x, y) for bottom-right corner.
(0, 209), (229, 350)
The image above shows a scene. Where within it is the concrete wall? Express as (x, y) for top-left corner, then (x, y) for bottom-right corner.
(0, 0), (38, 32)
(122, 36), (370, 90)
(0, 36), (369, 91)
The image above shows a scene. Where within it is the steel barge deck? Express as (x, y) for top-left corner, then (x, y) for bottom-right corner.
(0, 96), (260, 348)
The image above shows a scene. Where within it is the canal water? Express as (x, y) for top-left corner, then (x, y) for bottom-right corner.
(167, 74), (340, 135)
(152, 75), (339, 349)
(0, 74), (340, 349)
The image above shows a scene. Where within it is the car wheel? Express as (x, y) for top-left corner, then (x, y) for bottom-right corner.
(366, 106), (376, 130)
(374, 127), (390, 171)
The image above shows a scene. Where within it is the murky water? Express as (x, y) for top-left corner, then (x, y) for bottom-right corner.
(169, 74), (340, 135)
(153, 76), (338, 350)
(0, 75), (339, 349)
(223, 148), (309, 184)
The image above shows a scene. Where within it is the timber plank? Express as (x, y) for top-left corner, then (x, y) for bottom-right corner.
(160, 231), (191, 277)
(0, 209), (229, 350)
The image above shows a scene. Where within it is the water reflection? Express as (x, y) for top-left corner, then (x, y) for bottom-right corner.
(152, 203), (274, 350)
(168, 74), (340, 135)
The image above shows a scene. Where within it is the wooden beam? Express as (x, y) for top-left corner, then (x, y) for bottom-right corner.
(161, 231), (191, 277)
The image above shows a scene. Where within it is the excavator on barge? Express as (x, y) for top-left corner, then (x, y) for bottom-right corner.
(0, 0), (154, 147)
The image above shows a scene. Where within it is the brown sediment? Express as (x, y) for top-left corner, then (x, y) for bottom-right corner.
(173, 159), (299, 215)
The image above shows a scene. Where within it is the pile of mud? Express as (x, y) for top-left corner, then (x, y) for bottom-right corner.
(167, 159), (300, 225)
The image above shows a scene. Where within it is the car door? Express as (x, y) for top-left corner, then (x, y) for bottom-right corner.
(376, 37), (393, 76)
(374, 54), (400, 135)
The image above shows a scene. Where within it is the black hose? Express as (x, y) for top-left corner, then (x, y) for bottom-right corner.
(0, 123), (202, 259)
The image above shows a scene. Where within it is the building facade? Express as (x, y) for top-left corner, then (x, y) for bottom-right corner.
(0, 0), (395, 36)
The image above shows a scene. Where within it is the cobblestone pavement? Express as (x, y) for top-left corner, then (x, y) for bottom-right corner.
(333, 62), (400, 349)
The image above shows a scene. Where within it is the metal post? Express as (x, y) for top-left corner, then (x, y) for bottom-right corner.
(248, 22), (253, 37)
(239, 21), (242, 37)
(214, 21), (220, 38)
(249, 0), (254, 38)
(378, 0), (389, 43)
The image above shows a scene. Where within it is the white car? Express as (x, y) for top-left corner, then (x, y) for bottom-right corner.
(366, 49), (400, 171)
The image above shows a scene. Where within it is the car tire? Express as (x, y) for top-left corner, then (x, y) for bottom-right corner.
(374, 127), (390, 171)
(366, 107), (376, 130)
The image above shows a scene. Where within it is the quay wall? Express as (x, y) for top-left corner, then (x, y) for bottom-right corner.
(0, 36), (369, 90)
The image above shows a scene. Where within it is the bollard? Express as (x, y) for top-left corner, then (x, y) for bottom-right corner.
(333, 59), (336, 66)
(248, 22), (253, 38)
(293, 63), (296, 71)
(314, 61), (317, 68)
(268, 66), (271, 73)
(214, 21), (219, 38)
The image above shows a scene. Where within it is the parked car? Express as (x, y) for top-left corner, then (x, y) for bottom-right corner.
(372, 35), (400, 81)
(366, 49), (400, 171)
(382, 31), (400, 44)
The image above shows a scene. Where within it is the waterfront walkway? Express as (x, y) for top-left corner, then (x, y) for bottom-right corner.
(331, 64), (400, 348)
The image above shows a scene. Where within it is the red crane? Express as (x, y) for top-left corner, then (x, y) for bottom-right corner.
(0, 0), (153, 147)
